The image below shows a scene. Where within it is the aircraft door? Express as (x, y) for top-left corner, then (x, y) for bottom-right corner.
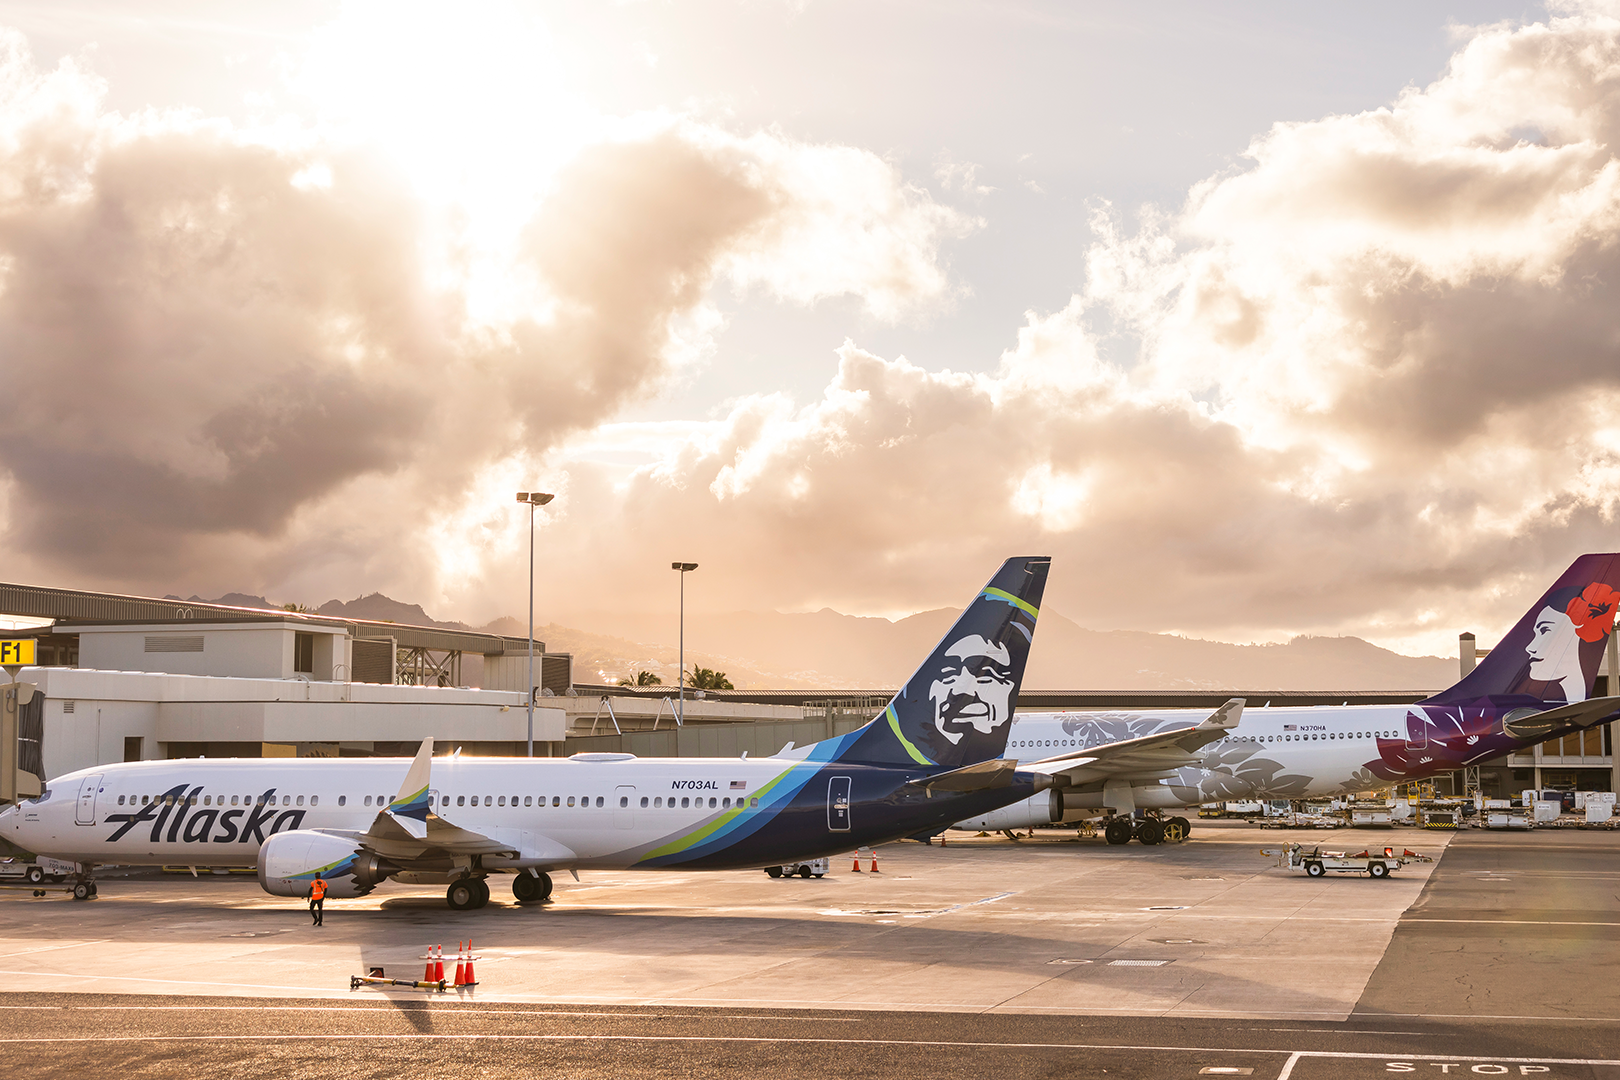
(827, 776), (851, 832)
(75, 774), (103, 826)
(614, 786), (636, 830)
(1405, 709), (1428, 751)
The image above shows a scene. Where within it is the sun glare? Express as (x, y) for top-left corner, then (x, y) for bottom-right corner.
(296, 0), (604, 325)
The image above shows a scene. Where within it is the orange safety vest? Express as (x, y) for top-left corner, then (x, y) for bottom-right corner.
(310, 878), (328, 901)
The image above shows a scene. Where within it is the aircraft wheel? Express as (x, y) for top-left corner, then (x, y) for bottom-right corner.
(25, 867), (43, 884)
(1161, 821), (1186, 843)
(446, 879), (477, 910)
(765, 866), (783, 878)
(72, 882), (91, 901)
(512, 873), (543, 903)
(535, 871), (553, 900)
(1136, 820), (1164, 846)
(1169, 816), (1191, 839)
(1368, 861), (1389, 879)
(472, 878), (491, 908)
(1104, 819), (1133, 846)
(1305, 861), (1326, 878)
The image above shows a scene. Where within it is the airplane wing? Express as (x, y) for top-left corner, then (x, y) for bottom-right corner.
(352, 739), (569, 863)
(1018, 698), (1245, 787)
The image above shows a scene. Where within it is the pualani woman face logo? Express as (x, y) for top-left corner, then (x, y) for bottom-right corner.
(1525, 582), (1620, 703)
(929, 634), (1016, 747)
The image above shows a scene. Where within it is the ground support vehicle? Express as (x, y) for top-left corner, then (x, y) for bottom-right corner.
(764, 858), (828, 879)
(1262, 842), (1431, 879)
(0, 856), (76, 885)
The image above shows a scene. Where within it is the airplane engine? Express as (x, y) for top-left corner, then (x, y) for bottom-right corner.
(950, 790), (1063, 831)
(256, 830), (394, 898)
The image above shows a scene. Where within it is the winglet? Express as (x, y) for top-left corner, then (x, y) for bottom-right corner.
(383, 738), (434, 838)
(1202, 698), (1244, 732)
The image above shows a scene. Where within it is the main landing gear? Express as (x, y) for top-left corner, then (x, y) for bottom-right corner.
(512, 871), (553, 903)
(446, 876), (491, 911)
(1103, 815), (1192, 846)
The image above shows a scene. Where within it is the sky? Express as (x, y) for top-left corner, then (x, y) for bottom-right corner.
(0, 0), (1616, 658)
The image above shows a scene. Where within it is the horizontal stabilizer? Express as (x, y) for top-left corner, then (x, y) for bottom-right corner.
(904, 757), (1018, 795)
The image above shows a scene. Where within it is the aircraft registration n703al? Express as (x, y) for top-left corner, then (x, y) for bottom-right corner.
(953, 553), (1620, 846)
(1, 557), (1052, 909)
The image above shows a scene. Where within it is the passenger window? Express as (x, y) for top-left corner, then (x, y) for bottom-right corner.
(498, 796), (506, 807)
(681, 797), (690, 808)
(640, 797), (648, 808)
(510, 794), (517, 805)
(296, 795), (305, 807)
(337, 795), (345, 806)
(311, 795), (318, 806)
(567, 796), (575, 807)
(457, 795), (465, 806)
(708, 797), (716, 809)
(365, 795), (372, 807)
(525, 796), (532, 807)
(619, 796), (628, 808)
(654, 797), (662, 807)
(552, 796), (560, 807)
(202, 795), (210, 806)
(750, 798), (759, 808)
(141, 795), (149, 805)
(118, 795), (125, 805)
(722, 798), (731, 809)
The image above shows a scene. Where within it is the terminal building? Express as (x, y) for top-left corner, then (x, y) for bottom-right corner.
(0, 581), (1616, 804)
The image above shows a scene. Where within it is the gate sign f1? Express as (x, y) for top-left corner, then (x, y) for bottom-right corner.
(0, 640), (35, 667)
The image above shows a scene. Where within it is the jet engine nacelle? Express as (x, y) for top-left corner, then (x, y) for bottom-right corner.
(256, 830), (393, 898)
(950, 790), (1063, 831)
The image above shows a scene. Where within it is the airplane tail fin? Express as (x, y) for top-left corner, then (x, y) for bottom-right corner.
(838, 557), (1050, 769)
(1425, 553), (1620, 706)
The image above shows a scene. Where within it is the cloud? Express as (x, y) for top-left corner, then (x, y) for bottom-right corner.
(0, 24), (973, 602)
(526, 6), (1620, 654)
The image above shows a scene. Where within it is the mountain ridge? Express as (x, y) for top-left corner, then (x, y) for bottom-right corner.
(171, 590), (1458, 692)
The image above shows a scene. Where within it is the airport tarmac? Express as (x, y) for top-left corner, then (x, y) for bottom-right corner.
(3, 821), (1618, 1078)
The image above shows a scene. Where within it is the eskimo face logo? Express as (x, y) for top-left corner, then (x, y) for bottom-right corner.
(929, 634), (1015, 746)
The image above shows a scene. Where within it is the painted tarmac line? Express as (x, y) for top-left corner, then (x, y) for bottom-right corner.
(0, 940), (113, 958)
(0, 1004), (863, 1020)
(1274, 1050), (1620, 1079)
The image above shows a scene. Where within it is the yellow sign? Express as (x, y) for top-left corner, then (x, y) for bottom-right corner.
(0, 640), (36, 666)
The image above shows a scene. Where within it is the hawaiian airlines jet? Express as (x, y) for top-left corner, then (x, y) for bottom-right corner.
(1, 557), (1052, 908)
(953, 553), (1620, 846)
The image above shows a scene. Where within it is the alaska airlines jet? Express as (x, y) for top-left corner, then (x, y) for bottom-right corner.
(954, 553), (1620, 846)
(0, 557), (1051, 908)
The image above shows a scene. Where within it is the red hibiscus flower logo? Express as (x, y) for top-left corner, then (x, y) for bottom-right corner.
(1566, 582), (1620, 643)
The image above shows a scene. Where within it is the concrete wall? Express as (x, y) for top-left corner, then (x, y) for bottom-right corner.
(76, 622), (351, 681)
(14, 667), (558, 779)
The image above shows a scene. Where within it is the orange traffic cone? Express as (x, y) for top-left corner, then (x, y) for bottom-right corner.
(433, 945), (444, 983)
(851, 852), (863, 872)
(423, 945), (435, 983)
(463, 940), (477, 987)
(868, 850), (880, 873)
(1384, 847), (1395, 857)
(453, 942), (466, 987)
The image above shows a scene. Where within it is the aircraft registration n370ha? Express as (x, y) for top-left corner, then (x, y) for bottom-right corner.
(1, 557), (1054, 909)
(953, 553), (1620, 846)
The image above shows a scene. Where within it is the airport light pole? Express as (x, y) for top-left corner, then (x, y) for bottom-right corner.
(671, 562), (698, 725)
(517, 491), (555, 756)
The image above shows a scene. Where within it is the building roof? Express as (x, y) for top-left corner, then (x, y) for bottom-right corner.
(0, 581), (535, 656)
(574, 684), (1434, 710)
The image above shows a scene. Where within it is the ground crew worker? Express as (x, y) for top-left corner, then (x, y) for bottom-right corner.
(308, 877), (328, 926)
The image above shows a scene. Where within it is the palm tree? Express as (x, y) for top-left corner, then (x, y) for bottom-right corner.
(618, 670), (663, 687)
(686, 666), (734, 691)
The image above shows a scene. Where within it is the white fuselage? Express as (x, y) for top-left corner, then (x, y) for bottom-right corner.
(1, 753), (835, 870)
(1005, 704), (1419, 800)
